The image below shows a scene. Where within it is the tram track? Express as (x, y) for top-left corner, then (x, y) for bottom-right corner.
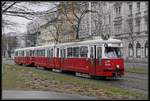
(124, 72), (148, 80)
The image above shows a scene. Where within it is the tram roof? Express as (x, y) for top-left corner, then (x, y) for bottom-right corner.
(33, 44), (55, 49)
(15, 38), (123, 51)
(57, 37), (122, 46)
(15, 46), (35, 51)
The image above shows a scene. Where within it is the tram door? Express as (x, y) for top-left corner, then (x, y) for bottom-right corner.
(90, 45), (102, 75)
(47, 48), (54, 68)
(90, 45), (96, 75)
(47, 48), (51, 67)
(96, 46), (103, 74)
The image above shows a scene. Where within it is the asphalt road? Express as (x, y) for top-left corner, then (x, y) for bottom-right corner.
(2, 58), (148, 96)
(2, 90), (96, 100)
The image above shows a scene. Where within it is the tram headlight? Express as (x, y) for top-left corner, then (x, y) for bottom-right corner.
(116, 65), (120, 69)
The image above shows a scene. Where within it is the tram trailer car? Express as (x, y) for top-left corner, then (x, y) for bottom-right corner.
(14, 38), (124, 78)
(15, 47), (34, 66)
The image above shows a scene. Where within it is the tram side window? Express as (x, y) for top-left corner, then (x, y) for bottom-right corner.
(90, 47), (94, 58)
(26, 51), (30, 56)
(21, 51), (22, 56)
(18, 51), (20, 56)
(42, 49), (45, 57)
(35, 50), (37, 56)
(73, 47), (79, 57)
(21, 51), (24, 56)
(30, 50), (32, 56)
(40, 50), (42, 56)
(51, 48), (53, 57)
(47, 50), (50, 57)
(60, 49), (63, 57)
(63, 49), (66, 58)
(38, 50), (41, 56)
(80, 46), (88, 58)
(32, 50), (35, 56)
(48, 49), (52, 57)
(97, 47), (102, 59)
(25, 51), (27, 56)
(39, 50), (41, 56)
(23, 51), (25, 56)
(39, 49), (44, 56)
(20, 51), (22, 56)
(20, 51), (21, 56)
(34, 50), (36, 56)
(97, 47), (102, 64)
(15, 51), (18, 56)
(30, 50), (34, 56)
(36, 50), (38, 56)
(37, 50), (39, 56)
(57, 48), (59, 57)
(67, 47), (72, 57)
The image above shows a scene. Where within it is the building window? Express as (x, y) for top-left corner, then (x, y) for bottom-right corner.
(144, 16), (148, 31)
(115, 24), (122, 34)
(129, 4), (132, 15)
(145, 2), (148, 8)
(115, 6), (121, 17)
(128, 21), (133, 32)
(128, 43), (134, 57)
(144, 16), (148, 25)
(145, 41), (148, 58)
(109, 15), (111, 24)
(136, 41), (141, 58)
(135, 18), (141, 34)
(137, 2), (140, 12)
(115, 7), (118, 16)
(118, 7), (121, 15)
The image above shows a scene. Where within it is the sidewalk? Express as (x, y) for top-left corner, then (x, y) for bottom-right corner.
(2, 90), (96, 100)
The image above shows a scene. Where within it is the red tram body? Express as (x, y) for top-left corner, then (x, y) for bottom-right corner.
(14, 38), (124, 78)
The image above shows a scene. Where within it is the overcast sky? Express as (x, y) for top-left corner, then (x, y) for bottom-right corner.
(3, 2), (57, 34)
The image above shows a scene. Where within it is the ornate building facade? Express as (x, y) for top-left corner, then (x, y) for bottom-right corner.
(79, 1), (148, 62)
(112, 1), (148, 62)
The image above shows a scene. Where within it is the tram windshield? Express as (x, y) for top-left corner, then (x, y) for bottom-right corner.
(105, 47), (123, 58)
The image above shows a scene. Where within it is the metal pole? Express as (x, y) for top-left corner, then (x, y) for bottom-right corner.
(89, 2), (91, 36)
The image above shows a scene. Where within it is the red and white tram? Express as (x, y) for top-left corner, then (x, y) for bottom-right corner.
(14, 37), (124, 78)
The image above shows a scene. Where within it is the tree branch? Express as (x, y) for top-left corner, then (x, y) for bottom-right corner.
(2, 2), (17, 13)
(2, 1), (7, 6)
(4, 13), (34, 20)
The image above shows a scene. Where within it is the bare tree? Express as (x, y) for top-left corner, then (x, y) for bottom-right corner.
(2, 1), (58, 30)
(58, 1), (96, 40)
(2, 1), (59, 57)
(37, 11), (63, 45)
(91, 2), (111, 39)
(48, 19), (63, 44)
(2, 33), (17, 58)
(126, 18), (138, 68)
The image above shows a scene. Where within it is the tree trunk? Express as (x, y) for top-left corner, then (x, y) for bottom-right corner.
(76, 29), (79, 39)
(132, 40), (135, 69)
(132, 55), (135, 69)
(76, 19), (81, 40)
